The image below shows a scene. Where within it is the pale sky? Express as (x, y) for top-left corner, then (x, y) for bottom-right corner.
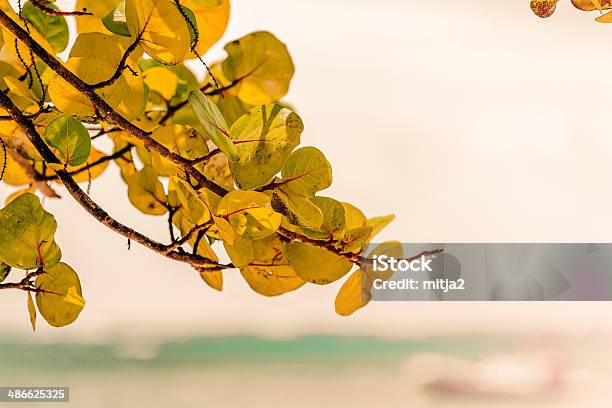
(3, 0), (612, 342)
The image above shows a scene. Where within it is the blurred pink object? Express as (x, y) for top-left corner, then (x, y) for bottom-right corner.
(402, 348), (567, 399)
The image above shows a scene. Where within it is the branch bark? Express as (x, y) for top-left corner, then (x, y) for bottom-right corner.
(0, 90), (227, 270)
(0, 9), (228, 197)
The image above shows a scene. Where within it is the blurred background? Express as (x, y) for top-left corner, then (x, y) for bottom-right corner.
(3, 0), (612, 406)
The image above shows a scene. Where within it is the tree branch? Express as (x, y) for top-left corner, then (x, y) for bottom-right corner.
(89, 35), (142, 89)
(0, 90), (228, 270)
(0, 9), (229, 198)
(30, 0), (93, 16)
(37, 144), (133, 182)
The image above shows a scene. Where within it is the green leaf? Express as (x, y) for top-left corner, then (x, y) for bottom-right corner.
(229, 104), (303, 189)
(217, 190), (282, 240)
(102, 1), (131, 37)
(272, 188), (323, 229)
(222, 31), (295, 105)
(126, 166), (168, 215)
(35, 262), (85, 328)
(0, 193), (62, 270)
(287, 242), (353, 285)
(45, 115), (92, 167)
(22, 1), (69, 52)
(188, 90), (239, 161)
(0, 262), (10, 283)
(179, 5), (198, 46)
(280, 146), (332, 196)
(313, 196), (346, 239)
(125, 0), (191, 65)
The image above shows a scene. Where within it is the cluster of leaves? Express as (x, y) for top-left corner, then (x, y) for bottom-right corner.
(530, 0), (612, 19)
(0, 0), (407, 330)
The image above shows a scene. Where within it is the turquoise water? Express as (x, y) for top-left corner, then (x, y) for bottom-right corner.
(0, 335), (511, 373)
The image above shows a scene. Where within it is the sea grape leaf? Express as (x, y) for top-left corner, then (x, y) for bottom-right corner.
(102, 1), (131, 37)
(150, 124), (209, 176)
(47, 33), (145, 119)
(125, 0), (191, 65)
(0, 262), (10, 282)
(367, 214), (395, 240)
(172, 178), (212, 225)
(571, 0), (612, 11)
(27, 291), (37, 331)
(240, 234), (305, 296)
(126, 166), (168, 215)
(335, 226), (373, 254)
(0, 193), (61, 270)
(189, 90), (239, 161)
(224, 233), (254, 269)
(222, 31), (295, 105)
(271, 188), (323, 229)
(313, 196), (346, 239)
(217, 190), (282, 240)
(183, 0), (229, 55)
(287, 242), (353, 285)
(335, 269), (372, 317)
(45, 115), (92, 166)
(35, 262), (85, 327)
(280, 147), (332, 196)
(530, 0), (559, 17)
(21, 1), (69, 52)
(229, 104), (303, 189)
(144, 67), (179, 100)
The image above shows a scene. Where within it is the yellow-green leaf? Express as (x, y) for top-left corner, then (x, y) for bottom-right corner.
(21, 1), (69, 52)
(189, 90), (239, 161)
(222, 31), (294, 105)
(229, 104), (303, 189)
(0, 193), (61, 269)
(280, 147), (332, 196)
(45, 115), (91, 166)
(272, 187), (323, 229)
(35, 262), (85, 327)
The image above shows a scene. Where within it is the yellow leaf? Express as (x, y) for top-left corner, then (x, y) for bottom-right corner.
(240, 234), (304, 296)
(183, 0), (230, 55)
(125, 0), (191, 65)
(126, 166), (168, 215)
(288, 242), (353, 285)
(2, 153), (30, 186)
(222, 31), (295, 105)
(571, 0), (612, 10)
(27, 291), (36, 331)
(200, 270), (223, 291)
(596, 9), (612, 20)
(335, 269), (372, 317)
(144, 67), (179, 100)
